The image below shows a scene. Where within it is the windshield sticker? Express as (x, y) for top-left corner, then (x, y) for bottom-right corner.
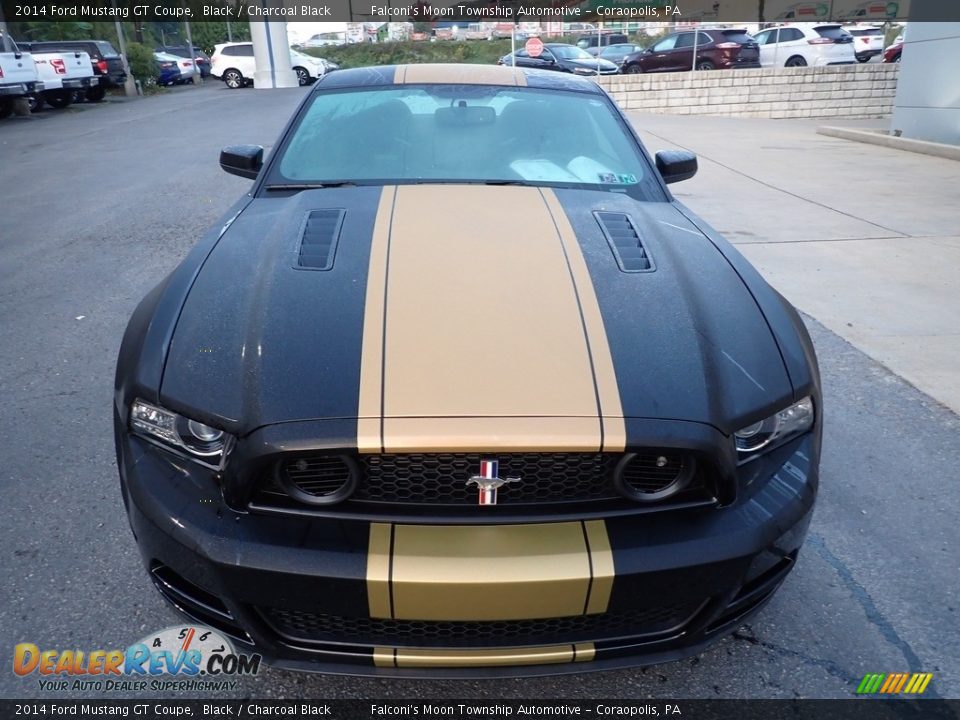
(598, 173), (639, 185)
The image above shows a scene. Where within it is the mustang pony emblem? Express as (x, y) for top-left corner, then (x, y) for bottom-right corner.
(467, 459), (520, 506)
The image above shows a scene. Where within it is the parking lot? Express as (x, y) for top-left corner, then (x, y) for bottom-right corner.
(1, 82), (957, 699)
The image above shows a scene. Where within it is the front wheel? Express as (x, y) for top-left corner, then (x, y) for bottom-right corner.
(695, 60), (715, 70)
(46, 90), (72, 109)
(223, 69), (244, 89)
(785, 55), (808, 67)
(294, 66), (310, 86)
(86, 86), (106, 102)
(624, 63), (643, 74)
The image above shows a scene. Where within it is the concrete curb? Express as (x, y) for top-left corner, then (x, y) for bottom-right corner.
(817, 125), (960, 162)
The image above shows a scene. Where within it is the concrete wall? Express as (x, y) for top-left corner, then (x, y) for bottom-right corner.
(890, 22), (960, 145)
(598, 64), (900, 120)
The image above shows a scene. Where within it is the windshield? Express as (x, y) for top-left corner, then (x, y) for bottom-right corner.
(550, 45), (594, 60)
(0, 31), (19, 54)
(269, 85), (658, 198)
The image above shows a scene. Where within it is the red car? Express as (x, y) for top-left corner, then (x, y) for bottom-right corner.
(882, 39), (903, 63)
(622, 28), (760, 73)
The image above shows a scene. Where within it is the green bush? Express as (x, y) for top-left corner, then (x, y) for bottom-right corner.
(126, 42), (158, 88)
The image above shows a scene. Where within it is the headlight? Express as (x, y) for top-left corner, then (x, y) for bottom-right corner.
(734, 397), (814, 459)
(130, 399), (230, 464)
(573, 67), (594, 75)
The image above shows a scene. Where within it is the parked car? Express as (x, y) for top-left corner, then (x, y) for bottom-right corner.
(621, 28), (760, 73)
(210, 42), (254, 88)
(179, 57), (200, 83)
(289, 49), (332, 85)
(576, 33), (630, 51)
(0, 30), (44, 119)
(586, 43), (645, 64)
(19, 43), (98, 111)
(499, 44), (620, 76)
(116, 63), (822, 677)
(845, 25), (885, 62)
(565, 22), (598, 36)
(212, 42), (336, 89)
(156, 45), (211, 77)
(882, 38), (903, 62)
(153, 52), (183, 86)
(752, 24), (856, 67)
(25, 39), (125, 101)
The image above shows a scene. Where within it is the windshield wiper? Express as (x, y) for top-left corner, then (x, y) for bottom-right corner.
(265, 182), (357, 191)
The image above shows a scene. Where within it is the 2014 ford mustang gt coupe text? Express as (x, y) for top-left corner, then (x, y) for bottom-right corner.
(115, 64), (821, 676)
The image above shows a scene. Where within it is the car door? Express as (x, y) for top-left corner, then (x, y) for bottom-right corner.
(667, 32), (698, 72)
(642, 33), (679, 72)
(236, 43), (256, 77)
(754, 28), (779, 66)
(778, 27), (810, 65)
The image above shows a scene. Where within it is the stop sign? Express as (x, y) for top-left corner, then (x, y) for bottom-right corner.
(525, 37), (544, 58)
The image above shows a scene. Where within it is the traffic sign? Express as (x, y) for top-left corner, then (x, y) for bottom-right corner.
(525, 37), (544, 58)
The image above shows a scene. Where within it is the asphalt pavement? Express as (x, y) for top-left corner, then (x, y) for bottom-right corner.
(1, 82), (957, 700)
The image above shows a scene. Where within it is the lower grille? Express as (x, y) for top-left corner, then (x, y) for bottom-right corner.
(150, 563), (253, 645)
(258, 602), (705, 648)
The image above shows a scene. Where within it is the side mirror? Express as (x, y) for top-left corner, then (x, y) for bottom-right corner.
(220, 145), (263, 179)
(656, 149), (698, 184)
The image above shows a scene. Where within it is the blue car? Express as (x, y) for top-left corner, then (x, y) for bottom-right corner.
(153, 52), (182, 86)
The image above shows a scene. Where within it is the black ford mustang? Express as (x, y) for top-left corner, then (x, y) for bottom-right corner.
(115, 64), (821, 676)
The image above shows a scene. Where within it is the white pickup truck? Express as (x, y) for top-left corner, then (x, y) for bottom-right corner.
(20, 42), (99, 111)
(0, 30), (44, 119)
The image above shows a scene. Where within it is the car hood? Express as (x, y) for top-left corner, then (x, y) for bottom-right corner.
(161, 185), (792, 447)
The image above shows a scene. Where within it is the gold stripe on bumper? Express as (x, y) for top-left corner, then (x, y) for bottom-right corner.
(373, 643), (595, 669)
(367, 521), (614, 621)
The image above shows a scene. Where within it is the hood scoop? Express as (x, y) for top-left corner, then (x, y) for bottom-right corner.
(297, 209), (345, 269)
(594, 211), (654, 272)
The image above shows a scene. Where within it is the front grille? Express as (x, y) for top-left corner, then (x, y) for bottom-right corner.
(259, 601), (705, 648)
(356, 453), (618, 505)
(252, 450), (718, 518)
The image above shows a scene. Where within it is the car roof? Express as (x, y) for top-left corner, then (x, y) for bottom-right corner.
(317, 64), (602, 93)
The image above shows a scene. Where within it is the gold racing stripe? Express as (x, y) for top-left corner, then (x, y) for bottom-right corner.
(539, 189), (627, 452)
(399, 63), (527, 87)
(357, 186), (397, 453)
(380, 184), (602, 451)
(366, 521), (614, 621)
(373, 643), (593, 669)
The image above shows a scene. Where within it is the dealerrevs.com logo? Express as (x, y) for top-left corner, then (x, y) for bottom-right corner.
(14, 625), (261, 692)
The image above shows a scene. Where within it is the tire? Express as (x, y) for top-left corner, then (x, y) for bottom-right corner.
(695, 60), (715, 70)
(28, 94), (44, 113)
(46, 90), (72, 109)
(86, 86), (106, 102)
(0, 100), (12, 119)
(894, 53), (901, 63)
(223, 69), (244, 89)
(187, 77), (195, 85)
(785, 55), (807, 67)
(294, 66), (310, 86)
(624, 63), (643, 74)
(856, 55), (869, 63)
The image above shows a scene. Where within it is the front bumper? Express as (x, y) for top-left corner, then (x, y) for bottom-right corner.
(118, 428), (817, 677)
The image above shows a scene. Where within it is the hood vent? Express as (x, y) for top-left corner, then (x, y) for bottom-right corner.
(594, 212), (654, 272)
(297, 209), (345, 270)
